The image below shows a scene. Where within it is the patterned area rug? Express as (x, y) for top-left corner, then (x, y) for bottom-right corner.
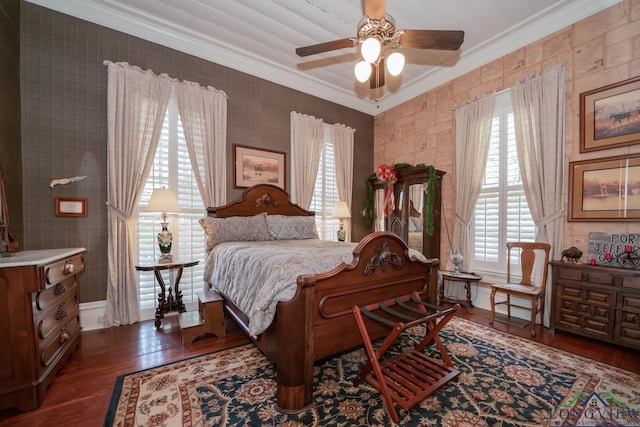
(104, 317), (640, 426)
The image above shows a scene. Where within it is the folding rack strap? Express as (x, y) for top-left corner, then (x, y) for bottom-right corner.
(351, 291), (460, 423)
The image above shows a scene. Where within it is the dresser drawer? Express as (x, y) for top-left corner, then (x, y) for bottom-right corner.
(556, 283), (613, 306)
(618, 292), (640, 313)
(37, 290), (78, 341)
(619, 274), (640, 290)
(555, 266), (615, 286)
(44, 254), (85, 288)
(34, 276), (78, 312)
(40, 313), (80, 368)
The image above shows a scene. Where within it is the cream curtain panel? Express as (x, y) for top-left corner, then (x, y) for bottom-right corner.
(332, 123), (355, 242)
(104, 61), (172, 327)
(452, 95), (495, 271)
(104, 62), (228, 327)
(290, 112), (324, 209)
(175, 81), (228, 207)
(511, 65), (566, 327)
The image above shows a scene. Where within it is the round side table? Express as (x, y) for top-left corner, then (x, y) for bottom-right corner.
(135, 259), (199, 327)
(439, 270), (482, 312)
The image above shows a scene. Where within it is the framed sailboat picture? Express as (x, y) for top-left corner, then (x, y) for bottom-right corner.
(568, 154), (640, 221)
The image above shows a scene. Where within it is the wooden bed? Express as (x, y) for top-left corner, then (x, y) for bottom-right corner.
(206, 184), (440, 412)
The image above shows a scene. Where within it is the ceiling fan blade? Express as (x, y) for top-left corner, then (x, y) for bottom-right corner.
(369, 58), (385, 89)
(364, 0), (386, 20)
(400, 30), (465, 50)
(296, 38), (357, 57)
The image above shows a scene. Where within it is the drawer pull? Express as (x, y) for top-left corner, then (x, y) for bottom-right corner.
(581, 272), (589, 282)
(62, 260), (76, 275)
(59, 326), (71, 344)
(56, 304), (68, 320)
(54, 282), (67, 295)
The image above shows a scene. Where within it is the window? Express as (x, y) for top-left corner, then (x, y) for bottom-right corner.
(138, 91), (205, 318)
(470, 91), (536, 275)
(309, 124), (340, 240)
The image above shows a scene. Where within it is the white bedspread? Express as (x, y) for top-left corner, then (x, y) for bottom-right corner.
(204, 240), (357, 336)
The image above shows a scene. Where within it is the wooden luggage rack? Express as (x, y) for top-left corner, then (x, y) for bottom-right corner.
(352, 292), (460, 423)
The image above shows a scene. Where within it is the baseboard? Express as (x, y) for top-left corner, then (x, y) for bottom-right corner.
(448, 281), (535, 321)
(79, 300), (107, 331)
(81, 284), (536, 332)
(79, 300), (198, 331)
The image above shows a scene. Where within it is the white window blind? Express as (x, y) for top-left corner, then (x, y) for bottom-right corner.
(309, 125), (340, 240)
(138, 91), (205, 317)
(471, 91), (536, 274)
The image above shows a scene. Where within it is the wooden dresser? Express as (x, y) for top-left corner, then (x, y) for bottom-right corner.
(0, 248), (85, 412)
(550, 261), (640, 350)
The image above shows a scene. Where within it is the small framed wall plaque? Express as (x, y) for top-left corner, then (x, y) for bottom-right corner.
(55, 197), (87, 217)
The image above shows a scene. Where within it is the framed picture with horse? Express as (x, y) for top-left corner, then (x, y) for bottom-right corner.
(580, 76), (640, 153)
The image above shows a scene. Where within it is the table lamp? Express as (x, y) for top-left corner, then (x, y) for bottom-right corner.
(331, 201), (351, 242)
(146, 188), (181, 263)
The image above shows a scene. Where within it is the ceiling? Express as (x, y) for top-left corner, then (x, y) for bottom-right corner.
(27, 0), (619, 115)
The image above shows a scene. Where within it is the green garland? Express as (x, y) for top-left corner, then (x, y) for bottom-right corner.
(424, 165), (436, 236)
(363, 163), (436, 237)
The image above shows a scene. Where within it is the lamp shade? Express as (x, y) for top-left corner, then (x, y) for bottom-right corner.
(354, 61), (372, 82)
(146, 188), (181, 213)
(331, 201), (351, 218)
(386, 51), (405, 76)
(361, 37), (381, 64)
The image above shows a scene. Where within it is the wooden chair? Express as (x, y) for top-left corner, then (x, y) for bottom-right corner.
(489, 242), (551, 337)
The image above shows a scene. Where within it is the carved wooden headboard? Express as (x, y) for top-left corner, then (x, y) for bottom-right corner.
(207, 184), (314, 218)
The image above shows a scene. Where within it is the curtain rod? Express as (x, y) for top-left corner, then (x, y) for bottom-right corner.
(451, 87), (510, 111)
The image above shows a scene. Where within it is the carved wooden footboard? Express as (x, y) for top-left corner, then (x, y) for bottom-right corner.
(207, 185), (439, 412)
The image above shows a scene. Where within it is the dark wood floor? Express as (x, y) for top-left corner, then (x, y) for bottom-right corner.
(1, 307), (638, 427)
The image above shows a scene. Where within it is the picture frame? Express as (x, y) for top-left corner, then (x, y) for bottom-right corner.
(580, 76), (640, 153)
(233, 145), (286, 189)
(55, 197), (87, 217)
(568, 154), (640, 222)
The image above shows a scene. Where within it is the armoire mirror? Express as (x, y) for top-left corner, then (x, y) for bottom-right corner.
(371, 166), (444, 259)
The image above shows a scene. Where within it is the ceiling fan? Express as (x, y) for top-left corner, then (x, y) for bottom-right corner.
(295, 0), (464, 89)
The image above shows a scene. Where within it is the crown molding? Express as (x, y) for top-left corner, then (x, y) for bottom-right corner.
(373, 0), (622, 112)
(25, 0), (380, 114)
(25, 0), (621, 116)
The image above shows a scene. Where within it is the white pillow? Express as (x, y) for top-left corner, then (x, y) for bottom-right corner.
(199, 213), (270, 251)
(266, 215), (319, 240)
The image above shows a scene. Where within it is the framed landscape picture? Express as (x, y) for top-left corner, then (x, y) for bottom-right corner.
(580, 76), (640, 153)
(233, 145), (286, 189)
(568, 154), (640, 221)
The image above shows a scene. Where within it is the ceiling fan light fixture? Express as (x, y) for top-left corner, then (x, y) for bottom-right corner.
(354, 60), (372, 82)
(386, 51), (405, 76)
(361, 36), (381, 63)
(295, 2), (465, 92)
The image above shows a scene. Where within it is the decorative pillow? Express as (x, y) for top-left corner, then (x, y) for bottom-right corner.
(199, 213), (269, 251)
(266, 215), (319, 240)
